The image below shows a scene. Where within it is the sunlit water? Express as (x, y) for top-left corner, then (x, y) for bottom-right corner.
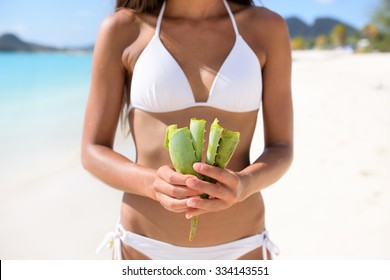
(0, 52), (93, 187)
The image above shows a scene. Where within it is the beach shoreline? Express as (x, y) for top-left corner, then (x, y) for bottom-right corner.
(1, 50), (389, 259)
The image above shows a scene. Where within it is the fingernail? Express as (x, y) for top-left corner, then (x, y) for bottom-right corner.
(193, 162), (202, 171)
(186, 213), (192, 219)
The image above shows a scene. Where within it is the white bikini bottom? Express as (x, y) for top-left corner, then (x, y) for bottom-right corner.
(97, 222), (279, 260)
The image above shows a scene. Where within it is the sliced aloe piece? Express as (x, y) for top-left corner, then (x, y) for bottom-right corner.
(166, 127), (198, 177)
(206, 119), (224, 166)
(189, 118), (206, 163)
(215, 129), (240, 168)
(164, 118), (240, 241)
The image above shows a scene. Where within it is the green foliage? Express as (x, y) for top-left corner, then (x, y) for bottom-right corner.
(363, 23), (380, 40)
(288, 0), (390, 52)
(331, 24), (347, 46)
(368, 0), (390, 52)
(314, 34), (330, 49)
(371, 33), (390, 52)
(373, 0), (390, 33)
(291, 36), (307, 50)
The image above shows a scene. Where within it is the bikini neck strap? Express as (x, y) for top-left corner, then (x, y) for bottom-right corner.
(155, 0), (240, 37)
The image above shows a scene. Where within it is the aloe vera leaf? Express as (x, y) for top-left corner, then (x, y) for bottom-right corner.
(189, 118), (206, 162)
(167, 127), (198, 176)
(206, 118), (224, 166)
(188, 118), (206, 241)
(165, 124), (202, 241)
(188, 119), (206, 241)
(164, 119), (240, 242)
(164, 124), (177, 150)
(215, 129), (240, 168)
(189, 215), (199, 242)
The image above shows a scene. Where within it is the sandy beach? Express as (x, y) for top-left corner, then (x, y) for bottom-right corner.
(1, 50), (389, 259)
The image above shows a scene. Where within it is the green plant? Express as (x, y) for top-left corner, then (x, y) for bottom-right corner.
(164, 118), (240, 241)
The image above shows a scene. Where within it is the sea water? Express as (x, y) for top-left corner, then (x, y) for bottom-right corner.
(0, 52), (93, 187)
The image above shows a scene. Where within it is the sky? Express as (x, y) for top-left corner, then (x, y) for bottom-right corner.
(0, 0), (381, 48)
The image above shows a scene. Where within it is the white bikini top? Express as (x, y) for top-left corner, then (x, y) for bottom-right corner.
(129, 0), (262, 113)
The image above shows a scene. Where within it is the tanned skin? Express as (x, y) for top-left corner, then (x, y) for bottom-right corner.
(82, 0), (293, 260)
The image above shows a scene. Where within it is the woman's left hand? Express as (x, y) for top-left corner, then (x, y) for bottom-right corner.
(185, 162), (249, 219)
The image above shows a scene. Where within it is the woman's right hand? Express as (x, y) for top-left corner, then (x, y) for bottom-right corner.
(152, 165), (202, 213)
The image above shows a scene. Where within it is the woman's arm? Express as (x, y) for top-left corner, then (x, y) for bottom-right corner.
(184, 12), (293, 218)
(81, 11), (200, 208)
(240, 10), (293, 198)
(81, 12), (157, 199)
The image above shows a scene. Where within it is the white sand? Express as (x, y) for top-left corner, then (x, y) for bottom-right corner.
(261, 50), (390, 259)
(1, 50), (389, 259)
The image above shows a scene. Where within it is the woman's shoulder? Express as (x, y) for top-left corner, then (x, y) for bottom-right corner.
(243, 5), (288, 32)
(99, 8), (139, 37)
(95, 8), (150, 52)
(236, 4), (290, 50)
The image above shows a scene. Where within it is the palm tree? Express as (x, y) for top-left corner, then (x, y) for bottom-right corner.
(331, 24), (347, 47)
(363, 23), (379, 40)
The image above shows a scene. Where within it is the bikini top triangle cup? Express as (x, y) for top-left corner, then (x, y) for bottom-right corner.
(129, 0), (262, 113)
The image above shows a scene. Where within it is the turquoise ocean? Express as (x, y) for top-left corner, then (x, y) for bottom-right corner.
(0, 52), (93, 187)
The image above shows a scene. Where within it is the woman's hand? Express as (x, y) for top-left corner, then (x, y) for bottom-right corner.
(184, 162), (249, 219)
(152, 165), (202, 213)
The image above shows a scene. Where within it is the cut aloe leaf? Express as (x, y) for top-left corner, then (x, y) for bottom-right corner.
(167, 127), (198, 177)
(189, 215), (199, 242)
(206, 118), (224, 166)
(189, 118), (206, 162)
(164, 124), (177, 150)
(215, 129), (240, 168)
(188, 118), (206, 241)
(164, 118), (240, 242)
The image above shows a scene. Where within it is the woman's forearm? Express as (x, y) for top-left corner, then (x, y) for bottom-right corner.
(239, 144), (293, 199)
(81, 144), (157, 200)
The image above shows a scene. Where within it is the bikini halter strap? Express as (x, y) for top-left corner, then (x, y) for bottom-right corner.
(222, 0), (240, 36)
(155, 1), (166, 35)
(155, 0), (240, 36)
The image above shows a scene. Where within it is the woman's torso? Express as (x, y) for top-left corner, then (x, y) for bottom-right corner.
(121, 108), (265, 247)
(117, 1), (269, 248)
